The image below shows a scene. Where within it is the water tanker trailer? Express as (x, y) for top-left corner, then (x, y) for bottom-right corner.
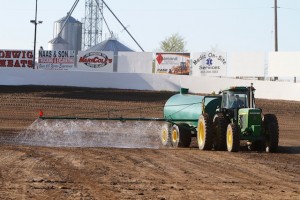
(160, 85), (279, 152)
(162, 88), (221, 149)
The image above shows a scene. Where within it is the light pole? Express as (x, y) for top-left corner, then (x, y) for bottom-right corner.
(30, 0), (42, 69)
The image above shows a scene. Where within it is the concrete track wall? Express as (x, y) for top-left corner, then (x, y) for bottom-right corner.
(0, 68), (299, 101)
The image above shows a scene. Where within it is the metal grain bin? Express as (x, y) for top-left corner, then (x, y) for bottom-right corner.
(48, 36), (69, 50)
(53, 14), (82, 53)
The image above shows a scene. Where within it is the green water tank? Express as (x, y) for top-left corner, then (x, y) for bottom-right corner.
(164, 90), (221, 127)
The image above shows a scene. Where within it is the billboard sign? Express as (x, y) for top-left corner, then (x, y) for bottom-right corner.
(77, 51), (114, 72)
(0, 50), (33, 68)
(191, 52), (227, 76)
(38, 50), (75, 70)
(155, 53), (190, 75)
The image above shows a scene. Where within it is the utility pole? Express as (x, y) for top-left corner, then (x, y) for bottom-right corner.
(274, 0), (278, 52)
(274, 0), (278, 81)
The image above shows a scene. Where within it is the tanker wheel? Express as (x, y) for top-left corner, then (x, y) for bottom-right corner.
(160, 123), (171, 146)
(248, 140), (264, 151)
(263, 114), (279, 153)
(170, 124), (191, 148)
(197, 113), (213, 150)
(178, 124), (192, 148)
(226, 123), (240, 152)
(213, 113), (228, 151)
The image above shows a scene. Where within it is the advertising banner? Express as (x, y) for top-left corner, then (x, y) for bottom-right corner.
(38, 50), (75, 70)
(0, 49), (33, 68)
(155, 53), (190, 75)
(77, 51), (114, 72)
(191, 52), (227, 76)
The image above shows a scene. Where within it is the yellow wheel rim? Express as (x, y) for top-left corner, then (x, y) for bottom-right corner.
(198, 121), (204, 144)
(162, 129), (168, 142)
(227, 127), (233, 150)
(172, 129), (178, 142)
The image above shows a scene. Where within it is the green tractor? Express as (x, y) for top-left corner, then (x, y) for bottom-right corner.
(161, 85), (279, 152)
(211, 85), (279, 152)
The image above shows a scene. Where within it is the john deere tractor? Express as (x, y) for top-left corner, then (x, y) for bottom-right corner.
(162, 85), (279, 152)
(212, 85), (279, 152)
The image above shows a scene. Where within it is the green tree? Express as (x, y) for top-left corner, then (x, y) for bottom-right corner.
(159, 33), (186, 52)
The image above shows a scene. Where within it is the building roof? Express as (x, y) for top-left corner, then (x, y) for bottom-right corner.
(48, 35), (69, 44)
(86, 38), (134, 53)
(55, 14), (81, 24)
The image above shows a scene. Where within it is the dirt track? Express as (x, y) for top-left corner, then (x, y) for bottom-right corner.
(0, 86), (299, 200)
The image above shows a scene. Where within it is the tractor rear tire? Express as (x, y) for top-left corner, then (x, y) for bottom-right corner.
(197, 113), (213, 150)
(226, 123), (240, 152)
(263, 114), (279, 153)
(160, 123), (171, 146)
(170, 124), (191, 148)
(213, 113), (228, 151)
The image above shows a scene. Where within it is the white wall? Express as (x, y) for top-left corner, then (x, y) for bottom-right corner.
(0, 68), (299, 101)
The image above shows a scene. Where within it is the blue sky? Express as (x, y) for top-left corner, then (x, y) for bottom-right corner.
(0, 0), (299, 52)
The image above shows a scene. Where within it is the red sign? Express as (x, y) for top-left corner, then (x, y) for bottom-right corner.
(0, 50), (33, 68)
(38, 50), (75, 70)
(156, 54), (163, 65)
(78, 52), (113, 68)
(77, 51), (114, 72)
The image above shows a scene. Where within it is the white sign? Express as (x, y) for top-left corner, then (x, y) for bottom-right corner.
(0, 49), (33, 68)
(118, 52), (153, 73)
(155, 53), (190, 75)
(38, 50), (75, 70)
(77, 51), (114, 72)
(191, 52), (227, 76)
(268, 52), (300, 76)
(229, 52), (265, 77)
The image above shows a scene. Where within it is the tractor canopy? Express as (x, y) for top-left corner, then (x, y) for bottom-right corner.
(220, 86), (256, 109)
(222, 86), (253, 92)
(223, 86), (248, 92)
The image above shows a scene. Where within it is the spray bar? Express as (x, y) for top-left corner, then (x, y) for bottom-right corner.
(39, 116), (198, 123)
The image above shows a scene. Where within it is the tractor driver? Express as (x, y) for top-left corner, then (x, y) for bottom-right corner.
(231, 95), (244, 108)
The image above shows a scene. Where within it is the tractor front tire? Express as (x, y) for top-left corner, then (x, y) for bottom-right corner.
(197, 113), (213, 150)
(226, 123), (240, 152)
(213, 113), (228, 151)
(263, 114), (279, 153)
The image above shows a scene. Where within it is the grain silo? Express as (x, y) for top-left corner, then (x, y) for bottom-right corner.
(53, 13), (82, 53)
(48, 36), (69, 50)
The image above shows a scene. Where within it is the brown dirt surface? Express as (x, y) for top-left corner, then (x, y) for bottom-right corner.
(0, 85), (299, 200)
